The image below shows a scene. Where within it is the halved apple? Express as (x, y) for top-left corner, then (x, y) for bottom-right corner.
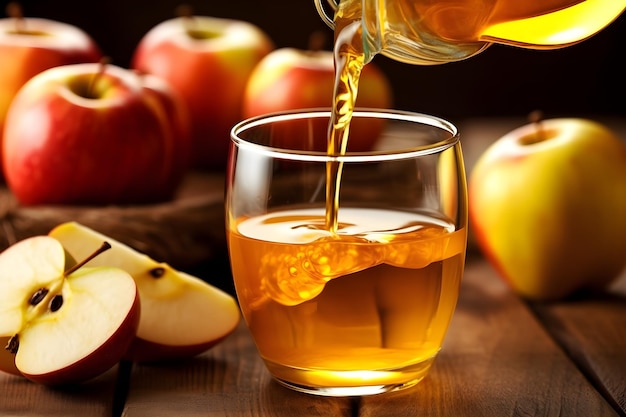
(49, 222), (240, 362)
(0, 236), (139, 385)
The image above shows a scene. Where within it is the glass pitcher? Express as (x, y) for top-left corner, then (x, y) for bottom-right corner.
(315, 0), (626, 65)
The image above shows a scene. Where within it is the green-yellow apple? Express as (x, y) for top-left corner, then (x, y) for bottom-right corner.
(0, 6), (102, 177)
(131, 14), (274, 170)
(0, 235), (140, 385)
(49, 221), (241, 363)
(469, 118), (626, 300)
(2, 62), (191, 205)
(242, 47), (393, 152)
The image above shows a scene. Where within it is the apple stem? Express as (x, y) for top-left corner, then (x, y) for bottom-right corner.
(528, 110), (545, 142)
(85, 57), (111, 99)
(176, 4), (197, 32)
(6, 2), (26, 33)
(64, 241), (112, 277)
(309, 31), (327, 52)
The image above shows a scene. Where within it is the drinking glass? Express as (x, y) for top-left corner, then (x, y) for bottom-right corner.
(226, 108), (467, 396)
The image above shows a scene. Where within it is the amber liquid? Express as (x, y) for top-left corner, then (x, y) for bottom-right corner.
(228, 208), (467, 392)
(230, 0), (623, 395)
(327, 0), (625, 228)
(343, 0), (626, 61)
(276, 0), (625, 392)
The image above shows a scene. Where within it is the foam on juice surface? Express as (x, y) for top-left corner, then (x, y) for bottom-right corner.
(236, 208), (459, 306)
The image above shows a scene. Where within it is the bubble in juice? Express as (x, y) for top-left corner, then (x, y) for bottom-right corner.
(230, 207), (461, 306)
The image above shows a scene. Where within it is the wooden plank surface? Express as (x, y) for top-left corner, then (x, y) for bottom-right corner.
(117, 256), (621, 417)
(0, 366), (122, 416)
(358, 256), (620, 417)
(1, 256), (623, 416)
(531, 271), (626, 416)
(121, 321), (353, 417)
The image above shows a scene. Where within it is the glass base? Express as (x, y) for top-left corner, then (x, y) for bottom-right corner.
(273, 376), (425, 397)
(265, 357), (435, 397)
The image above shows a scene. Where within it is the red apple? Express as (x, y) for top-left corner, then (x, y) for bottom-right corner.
(132, 13), (274, 170)
(138, 73), (192, 197)
(2, 62), (191, 206)
(469, 117), (626, 300)
(0, 6), (102, 177)
(241, 47), (393, 152)
(0, 236), (140, 385)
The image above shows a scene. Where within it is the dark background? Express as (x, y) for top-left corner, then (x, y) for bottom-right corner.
(2, 0), (625, 122)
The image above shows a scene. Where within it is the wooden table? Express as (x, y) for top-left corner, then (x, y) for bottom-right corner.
(1, 251), (625, 417)
(2, 117), (626, 416)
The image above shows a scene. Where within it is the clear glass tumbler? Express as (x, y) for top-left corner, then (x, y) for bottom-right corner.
(226, 108), (467, 396)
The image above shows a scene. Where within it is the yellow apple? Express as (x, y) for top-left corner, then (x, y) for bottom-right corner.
(469, 118), (626, 300)
(49, 222), (240, 362)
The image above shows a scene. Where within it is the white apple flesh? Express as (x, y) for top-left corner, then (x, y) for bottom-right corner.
(469, 118), (626, 300)
(49, 222), (241, 362)
(0, 236), (140, 385)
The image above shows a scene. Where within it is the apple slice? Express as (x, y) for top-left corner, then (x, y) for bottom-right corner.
(0, 236), (139, 385)
(49, 222), (240, 362)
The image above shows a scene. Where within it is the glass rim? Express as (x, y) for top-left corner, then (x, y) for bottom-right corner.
(230, 108), (459, 163)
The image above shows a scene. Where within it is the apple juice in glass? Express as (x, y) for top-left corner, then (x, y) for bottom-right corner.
(226, 109), (467, 396)
(226, 0), (623, 398)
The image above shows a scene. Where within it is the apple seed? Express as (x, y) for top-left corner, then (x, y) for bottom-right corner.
(49, 295), (63, 312)
(150, 267), (166, 279)
(29, 288), (49, 306)
(5, 334), (19, 354)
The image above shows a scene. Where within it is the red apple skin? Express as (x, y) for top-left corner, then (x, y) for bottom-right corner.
(242, 48), (393, 152)
(132, 16), (274, 170)
(20, 291), (141, 386)
(2, 63), (190, 205)
(139, 73), (192, 196)
(0, 17), (102, 177)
